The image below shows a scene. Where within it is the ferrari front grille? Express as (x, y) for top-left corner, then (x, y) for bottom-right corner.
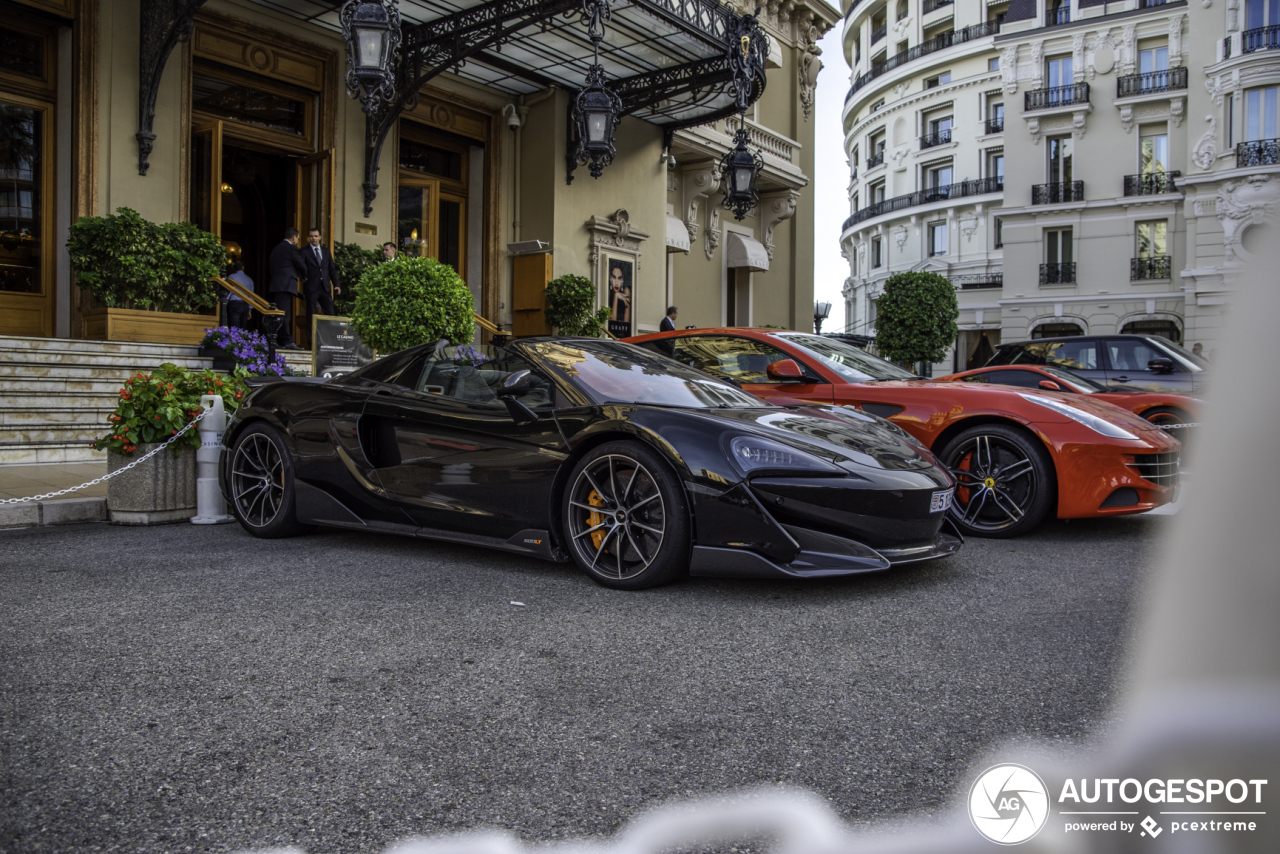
(1128, 452), (1181, 486)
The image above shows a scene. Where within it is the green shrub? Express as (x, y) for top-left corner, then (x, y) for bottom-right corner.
(333, 241), (381, 316)
(93, 363), (249, 456)
(350, 257), (475, 353)
(66, 207), (223, 313)
(874, 271), (959, 365)
(545, 274), (609, 337)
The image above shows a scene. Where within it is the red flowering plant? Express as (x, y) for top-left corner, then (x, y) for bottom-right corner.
(92, 362), (249, 456)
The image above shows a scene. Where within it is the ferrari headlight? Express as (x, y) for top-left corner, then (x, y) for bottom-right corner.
(1018, 393), (1139, 441)
(727, 435), (841, 476)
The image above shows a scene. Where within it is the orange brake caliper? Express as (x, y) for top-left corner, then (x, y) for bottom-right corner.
(587, 490), (607, 550)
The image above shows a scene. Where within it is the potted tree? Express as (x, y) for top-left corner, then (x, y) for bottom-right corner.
(544, 274), (610, 337)
(874, 271), (959, 375)
(350, 256), (475, 353)
(67, 208), (225, 345)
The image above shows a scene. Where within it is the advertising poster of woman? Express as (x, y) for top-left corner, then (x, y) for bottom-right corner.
(605, 257), (633, 338)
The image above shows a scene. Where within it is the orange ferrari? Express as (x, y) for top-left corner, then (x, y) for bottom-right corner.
(936, 364), (1200, 428)
(626, 328), (1181, 538)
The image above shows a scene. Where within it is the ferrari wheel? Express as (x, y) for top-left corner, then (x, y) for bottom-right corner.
(1140, 406), (1189, 428)
(228, 424), (310, 538)
(940, 424), (1055, 539)
(563, 441), (689, 589)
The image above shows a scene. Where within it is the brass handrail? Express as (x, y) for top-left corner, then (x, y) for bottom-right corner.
(209, 276), (285, 316)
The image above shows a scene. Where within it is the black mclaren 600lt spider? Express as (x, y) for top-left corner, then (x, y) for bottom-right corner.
(219, 338), (963, 589)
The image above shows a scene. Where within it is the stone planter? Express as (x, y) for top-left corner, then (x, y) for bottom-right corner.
(106, 443), (197, 525)
(84, 307), (215, 346)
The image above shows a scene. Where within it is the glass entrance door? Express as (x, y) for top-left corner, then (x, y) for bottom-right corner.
(0, 94), (53, 336)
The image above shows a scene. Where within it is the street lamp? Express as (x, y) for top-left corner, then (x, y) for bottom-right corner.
(814, 301), (832, 334)
(718, 123), (764, 221)
(570, 64), (623, 179)
(340, 0), (401, 114)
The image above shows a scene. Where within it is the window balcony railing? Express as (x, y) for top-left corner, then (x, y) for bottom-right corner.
(867, 150), (885, 170)
(1049, 6), (1071, 24)
(1040, 262), (1076, 285)
(920, 128), (952, 149)
(1131, 256), (1172, 280)
(1224, 36), (1233, 58)
(1139, 0), (1167, 7)
(1243, 24), (1280, 53)
(1025, 83), (1090, 111)
(848, 21), (1000, 101)
(1117, 66), (1187, 98)
(1236, 138), (1280, 166)
(1031, 181), (1085, 204)
(1124, 171), (1181, 196)
(924, 0), (954, 13)
(985, 117), (1004, 134)
(871, 24), (886, 44)
(952, 272), (1004, 289)
(841, 176), (1003, 231)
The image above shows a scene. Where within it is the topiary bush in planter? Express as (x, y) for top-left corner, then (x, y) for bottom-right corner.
(350, 256), (475, 354)
(545, 274), (609, 337)
(874, 271), (959, 367)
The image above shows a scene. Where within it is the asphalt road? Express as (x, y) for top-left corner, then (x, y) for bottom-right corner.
(0, 515), (1166, 853)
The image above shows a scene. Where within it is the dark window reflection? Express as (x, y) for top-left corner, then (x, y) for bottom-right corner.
(193, 73), (306, 136)
(400, 139), (462, 179)
(0, 102), (41, 294)
(0, 27), (42, 78)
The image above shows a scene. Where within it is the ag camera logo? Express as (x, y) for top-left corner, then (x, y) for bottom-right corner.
(969, 764), (1051, 845)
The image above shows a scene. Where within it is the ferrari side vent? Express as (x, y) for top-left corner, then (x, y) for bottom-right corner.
(1128, 452), (1180, 486)
(1100, 487), (1140, 508)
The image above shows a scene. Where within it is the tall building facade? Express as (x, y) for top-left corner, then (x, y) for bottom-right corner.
(840, 0), (1251, 370)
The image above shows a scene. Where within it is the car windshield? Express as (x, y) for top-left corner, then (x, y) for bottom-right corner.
(525, 339), (768, 409)
(777, 333), (918, 382)
(1040, 365), (1108, 393)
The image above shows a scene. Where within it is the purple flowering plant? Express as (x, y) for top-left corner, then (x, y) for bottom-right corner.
(200, 326), (297, 376)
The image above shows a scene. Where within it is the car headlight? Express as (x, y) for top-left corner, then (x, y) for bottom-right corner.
(1018, 393), (1139, 440)
(727, 435), (842, 476)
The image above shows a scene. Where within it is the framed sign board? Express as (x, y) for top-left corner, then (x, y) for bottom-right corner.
(587, 209), (648, 339)
(311, 315), (373, 378)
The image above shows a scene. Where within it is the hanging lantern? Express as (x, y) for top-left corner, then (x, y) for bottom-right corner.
(719, 125), (764, 221)
(571, 64), (623, 179)
(341, 0), (401, 114)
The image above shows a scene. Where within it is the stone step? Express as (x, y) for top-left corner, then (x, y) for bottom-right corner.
(0, 444), (106, 464)
(0, 334), (210, 358)
(0, 349), (214, 369)
(0, 377), (146, 395)
(2, 424), (106, 445)
(0, 407), (116, 425)
(0, 391), (121, 407)
(0, 361), (214, 380)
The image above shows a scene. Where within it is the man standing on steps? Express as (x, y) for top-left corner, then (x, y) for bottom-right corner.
(267, 227), (306, 350)
(302, 227), (341, 341)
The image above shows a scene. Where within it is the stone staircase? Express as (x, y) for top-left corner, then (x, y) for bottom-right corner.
(0, 335), (312, 465)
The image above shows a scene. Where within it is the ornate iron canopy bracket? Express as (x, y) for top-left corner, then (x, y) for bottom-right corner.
(138, 0), (207, 176)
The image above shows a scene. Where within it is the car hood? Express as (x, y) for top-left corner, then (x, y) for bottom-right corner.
(654, 404), (944, 475)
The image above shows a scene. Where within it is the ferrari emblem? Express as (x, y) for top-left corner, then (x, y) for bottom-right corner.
(740, 35), (751, 61)
(983, 477), (996, 489)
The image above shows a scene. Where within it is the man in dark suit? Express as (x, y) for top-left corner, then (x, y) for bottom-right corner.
(659, 306), (679, 332)
(301, 227), (341, 329)
(267, 227), (306, 349)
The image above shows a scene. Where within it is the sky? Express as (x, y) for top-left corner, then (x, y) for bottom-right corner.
(811, 19), (852, 333)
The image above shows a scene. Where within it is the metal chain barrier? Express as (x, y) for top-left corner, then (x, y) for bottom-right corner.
(0, 410), (210, 506)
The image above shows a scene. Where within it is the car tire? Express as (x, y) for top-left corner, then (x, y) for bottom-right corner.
(227, 423), (311, 538)
(562, 441), (690, 590)
(939, 423), (1056, 539)
(1139, 405), (1190, 427)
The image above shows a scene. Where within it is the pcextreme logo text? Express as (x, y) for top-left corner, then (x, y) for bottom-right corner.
(969, 766), (1269, 844)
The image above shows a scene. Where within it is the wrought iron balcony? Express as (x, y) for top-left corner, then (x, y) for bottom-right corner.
(1049, 6), (1071, 24)
(1131, 256), (1172, 280)
(1025, 83), (1089, 111)
(920, 128), (952, 149)
(985, 117), (1004, 134)
(1139, 0), (1167, 7)
(871, 24), (886, 44)
(1124, 171), (1181, 196)
(1040, 262), (1076, 285)
(1224, 36), (1233, 59)
(1237, 138), (1280, 166)
(841, 177), (1003, 231)
(1031, 181), (1084, 204)
(1243, 24), (1280, 53)
(952, 272), (1004, 289)
(924, 0), (954, 13)
(848, 21), (1000, 101)
(1117, 66), (1187, 98)
(867, 150), (885, 170)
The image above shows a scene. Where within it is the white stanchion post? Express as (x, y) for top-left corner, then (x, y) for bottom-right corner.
(192, 393), (234, 525)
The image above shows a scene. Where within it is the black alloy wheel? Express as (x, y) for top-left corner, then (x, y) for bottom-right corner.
(228, 424), (310, 538)
(940, 424), (1055, 538)
(563, 441), (689, 589)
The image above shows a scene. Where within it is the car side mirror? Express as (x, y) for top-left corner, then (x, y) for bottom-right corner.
(502, 397), (540, 425)
(1147, 357), (1176, 374)
(766, 359), (808, 383)
(501, 369), (536, 397)
(1038, 379), (1063, 391)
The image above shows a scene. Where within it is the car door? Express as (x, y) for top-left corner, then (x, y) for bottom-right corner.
(668, 334), (834, 404)
(359, 344), (567, 539)
(1102, 337), (1191, 392)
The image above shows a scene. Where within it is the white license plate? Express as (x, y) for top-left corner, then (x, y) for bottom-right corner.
(931, 490), (953, 513)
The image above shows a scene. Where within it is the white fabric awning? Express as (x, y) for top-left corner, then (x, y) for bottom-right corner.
(665, 215), (690, 253)
(726, 232), (769, 271)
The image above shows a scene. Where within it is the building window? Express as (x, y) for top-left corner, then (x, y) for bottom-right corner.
(927, 161), (954, 191)
(1136, 220), (1168, 258)
(1227, 93), (1235, 145)
(925, 72), (952, 89)
(872, 99), (885, 112)
(989, 56), (1000, 72)
(929, 221), (948, 256)
(872, 237), (883, 268)
(1032, 322), (1084, 338)
(1247, 0), (1279, 28)
(1139, 44), (1169, 75)
(1121, 319), (1181, 343)
(994, 216), (1004, 249)
(987, 150), (1004, 184)
(871, 180), (886, 204)
(1140, 127), (1170, 173)
(1046, 55), (1073, 89)
(1047, 135), (1073, 183)
(1048, 0), (1070, 25)
(1245, 86), (1279, 141)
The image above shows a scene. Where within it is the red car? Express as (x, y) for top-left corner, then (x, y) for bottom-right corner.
(626, 328), (1181, 538)
(936, 364), (1200, 428)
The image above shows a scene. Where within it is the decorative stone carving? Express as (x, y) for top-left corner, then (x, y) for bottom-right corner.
(1217, 175), (1280, 262)
(1169, 14), (1185, 65)
(892, 15), (911, 39)
(1073, 110), (1088, 139)
(1206, 75), (1226, 106)
(1192, 115), (1218, 170)
(893, 224), (909, 250)
(681, 165), (720, 243)
(667, 169), (678, 193)
(1030, 42), (1045, 87)
(959, 211), (980, 243)
(1072, 34), (1085, 82)
(799, 23), (822, 121)
(1193, 197), (1218, 216)
(894, 81), (910, 97)
(891, 146), (910, 168)
(842, 277), (855, 300)
(1120, 105), (1135, 134)
(1170, 96), (1185, 127)
(761, 190), (800, 260)
(586, 209), (649, 271)
(1028, 117), (1042, 145)
(705, 206), (721, 261)
(1121, 25), (1137, 75)
(1001, 46), (1018, 94)
(1227, 0), (1239, 32)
